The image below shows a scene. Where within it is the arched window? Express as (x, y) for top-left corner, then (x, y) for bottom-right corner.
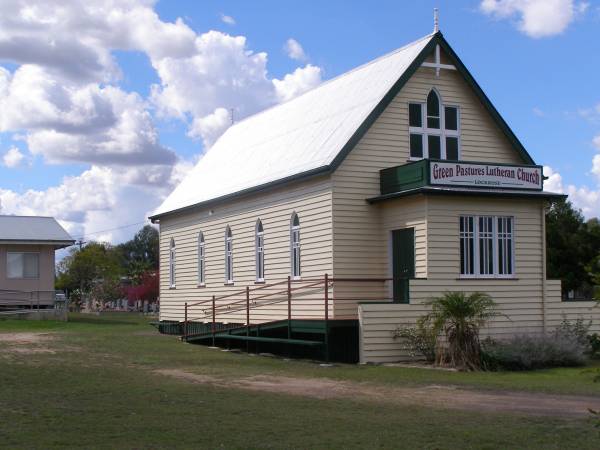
(290, 213), (301, 279)
(169, 238), (176, 288)
(408, 88), (460, 160)
(197, 232), (205, 286)
(255, 220), (265, 282)
(224, 226), (233, 284)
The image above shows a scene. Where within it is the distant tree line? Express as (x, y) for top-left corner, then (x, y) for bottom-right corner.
(56, 225), (159, 307)
(546, 198), (600, 299)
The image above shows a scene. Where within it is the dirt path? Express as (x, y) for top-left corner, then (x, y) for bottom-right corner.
(155, 369), (599, 418)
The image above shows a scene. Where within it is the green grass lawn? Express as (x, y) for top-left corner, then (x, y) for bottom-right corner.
(1, 313), (599, 449)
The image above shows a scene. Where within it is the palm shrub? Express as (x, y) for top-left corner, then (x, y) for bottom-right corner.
(422, 291), (497, 370)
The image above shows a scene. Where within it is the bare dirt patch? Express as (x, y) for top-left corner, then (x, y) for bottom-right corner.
(155, 369), (600, 418)
(0, 332), (80, 356)
(0, 332), (56, 344)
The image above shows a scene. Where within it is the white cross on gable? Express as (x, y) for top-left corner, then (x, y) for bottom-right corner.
(421, 44), (456, 77)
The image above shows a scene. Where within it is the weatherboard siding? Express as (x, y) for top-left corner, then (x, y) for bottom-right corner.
(158, 176), (333, 323)
(331, 56), (527, 285)
(359, 197), (600, 363)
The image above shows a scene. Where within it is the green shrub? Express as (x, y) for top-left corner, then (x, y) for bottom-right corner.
(556, 316), (591, 347)
(481, 333), (588, 371)
(422, 291), (498, 370)
(392, 320), (437, 362)
(588, 333), (600, 359)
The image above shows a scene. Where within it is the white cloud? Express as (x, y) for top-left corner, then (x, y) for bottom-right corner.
(2, 146), (25, 168)
(532, 106), (545, 117)
(220, 14), (236, 26)
(273, 64), (322, 103)
(188, 107), (231, 149)
(0, 0), (324, 243)
(0, 159), (193, 243)
(480, 0), (588, 38)
(544, 165), (600, 217)
(150, 30), (322, 144)
(285, 38), (307, 61)
(0, 66), (175, 166)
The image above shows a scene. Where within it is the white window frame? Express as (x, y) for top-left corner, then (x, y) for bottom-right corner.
(459, 215), (515, 279)
(290, 213), (301, 280)
(169, 239), (176, 288)
(408, 89), (460, 161)
(224, 226), (234, 284)
(255, 220), (265, 282)
(6, 252), (40, 279)
(197, 232), (205, 287)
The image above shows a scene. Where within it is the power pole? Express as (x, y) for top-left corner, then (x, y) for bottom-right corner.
(75, 239), (86, 251)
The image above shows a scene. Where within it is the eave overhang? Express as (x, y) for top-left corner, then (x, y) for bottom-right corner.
(0, 239), (75, 249)
(367, 186), (566, 204)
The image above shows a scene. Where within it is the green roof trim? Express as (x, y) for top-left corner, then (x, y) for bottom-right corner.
(332, 31), (535, 169)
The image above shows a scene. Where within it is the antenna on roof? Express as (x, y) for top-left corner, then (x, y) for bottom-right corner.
(433, 8), (439, 33)
(230, 108), (235, 125)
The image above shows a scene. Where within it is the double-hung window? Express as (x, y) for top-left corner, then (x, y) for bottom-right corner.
(256, 220), (265, 282)
(7, 252), (39, 279)
(169, 239), (176, 288)
(290, 213), (301, 279)
(197, 232), (205, 286)
(225, 226), (233, 284)
(460, 216), (514, 277)
(409, 89), (460, 160)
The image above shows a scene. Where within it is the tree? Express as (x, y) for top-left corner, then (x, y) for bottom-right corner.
(123, 271), (159, 303)
(422, 291), (498, 370)
(116, 225), (159, 282)
(546, 199), (593, 295)
(56, 242), (123, 293)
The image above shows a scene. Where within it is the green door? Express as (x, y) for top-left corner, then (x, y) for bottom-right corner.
(392, 228), (415, 303)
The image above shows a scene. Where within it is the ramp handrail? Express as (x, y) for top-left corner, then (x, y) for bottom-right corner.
(182, 274), (412, 361)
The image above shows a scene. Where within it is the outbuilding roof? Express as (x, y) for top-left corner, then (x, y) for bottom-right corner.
(151, 32), (535, 220)
(0, 215), (74, 248)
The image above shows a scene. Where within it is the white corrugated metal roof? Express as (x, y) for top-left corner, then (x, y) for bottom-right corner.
(0, 215), (74, 245)
(153, 33), (435, 218)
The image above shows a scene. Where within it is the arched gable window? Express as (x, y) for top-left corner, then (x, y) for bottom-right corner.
(408, 89), (459, 160)
(197, 232), (205, 286)
(169, 238), (176, 288)
(290, 213), (301, 279)
(224, 226), (233, 284)
(255, 220), (265, 282)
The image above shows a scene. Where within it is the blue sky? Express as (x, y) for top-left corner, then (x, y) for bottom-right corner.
(0, 0), (598, 244)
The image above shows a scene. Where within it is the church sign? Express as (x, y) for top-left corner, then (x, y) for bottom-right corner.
(429, 161), (543, 190)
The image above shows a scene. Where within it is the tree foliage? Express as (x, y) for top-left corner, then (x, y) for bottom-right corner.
(115, 225), (159, 282)
(546, 199), (600, 296)
(55, 225), (160, 304)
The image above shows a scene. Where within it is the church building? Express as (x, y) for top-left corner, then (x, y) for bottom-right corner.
(150, 29), (599, 363)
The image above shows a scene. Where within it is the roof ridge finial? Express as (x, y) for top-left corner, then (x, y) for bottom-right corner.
(434, 8), (439, 33)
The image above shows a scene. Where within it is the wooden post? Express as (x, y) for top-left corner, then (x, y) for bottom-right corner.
(212, 295), (216, 347)
(246, 286), (250, 353)
(324, 273), (330, 363)
(184, 302), (188, 341)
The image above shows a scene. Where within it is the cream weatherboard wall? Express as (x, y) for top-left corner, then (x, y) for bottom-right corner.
(158, 175), (334, 323)
(359, 196), (600, 363)
(331, 51), (525, 285)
